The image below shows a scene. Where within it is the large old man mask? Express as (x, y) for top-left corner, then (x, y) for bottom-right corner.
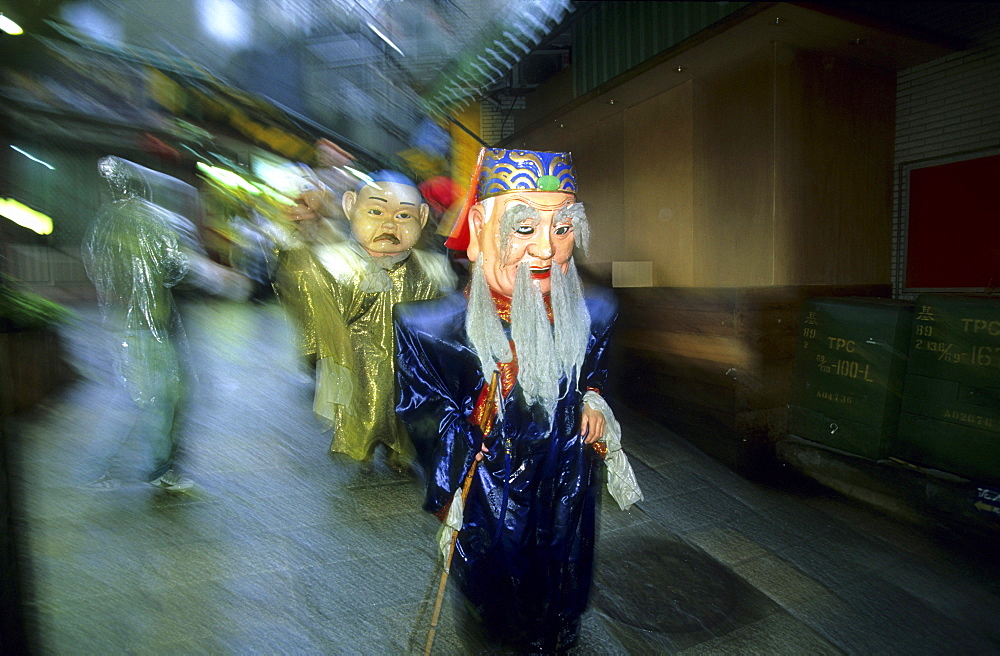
(447, 149), (603, 437)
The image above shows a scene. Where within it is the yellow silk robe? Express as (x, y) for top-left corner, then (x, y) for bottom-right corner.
(277, 240), (455, 462)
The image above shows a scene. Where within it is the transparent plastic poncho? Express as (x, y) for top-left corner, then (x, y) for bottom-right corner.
(82, 156), (194, 405)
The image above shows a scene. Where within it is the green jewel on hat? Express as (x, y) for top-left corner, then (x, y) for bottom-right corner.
(537, 175), (560, 191)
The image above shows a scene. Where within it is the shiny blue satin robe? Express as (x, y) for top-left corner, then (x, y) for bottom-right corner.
(394, 287), (617, 651)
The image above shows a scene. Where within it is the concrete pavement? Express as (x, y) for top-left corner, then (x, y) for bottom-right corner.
(5, 298), (1000, 654)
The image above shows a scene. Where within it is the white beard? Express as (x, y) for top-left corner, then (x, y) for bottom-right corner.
(466, 258), (590, 417)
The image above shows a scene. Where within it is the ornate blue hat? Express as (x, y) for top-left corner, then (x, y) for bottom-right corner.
(446, 147), (577, 250)
(475, 148), (577, 199)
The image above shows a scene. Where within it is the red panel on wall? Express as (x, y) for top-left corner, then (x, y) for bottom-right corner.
(905, 152), (1000, 291)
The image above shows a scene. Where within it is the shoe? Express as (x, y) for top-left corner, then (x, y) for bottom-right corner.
(386, 451), (410, 475)
(148, 469), (194, 492)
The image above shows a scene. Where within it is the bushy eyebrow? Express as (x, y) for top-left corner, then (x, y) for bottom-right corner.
(558, 202), (590, 256)
(555, 202), (586, 223)
(498, 204), (538, 258)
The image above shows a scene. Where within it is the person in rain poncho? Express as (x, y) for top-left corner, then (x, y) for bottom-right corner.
(83, 155), (247, 491)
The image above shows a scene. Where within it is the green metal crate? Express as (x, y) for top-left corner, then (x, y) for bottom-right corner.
(906, 294), (1000, 387)
(900, 374), (1000, 435)
(895, 412), (1000, 485)
(892, 295), (1000, 482)
(788, 297), (913, 458)
(788, 405), (895, 460)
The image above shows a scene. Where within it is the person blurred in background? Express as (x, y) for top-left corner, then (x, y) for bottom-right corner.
(228, 209), (278, 305)
(82, 156), (249, 492)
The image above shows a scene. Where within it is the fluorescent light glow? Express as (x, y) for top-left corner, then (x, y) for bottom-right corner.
(366, 21), (404, 57)
(0, 14), (23, 35)
(0, 198), (53, 235)
(197, 0), (250, 47)
(58, 4), (122, 46)
(10, 146), (55, 170)
(196, 162), (260, 195)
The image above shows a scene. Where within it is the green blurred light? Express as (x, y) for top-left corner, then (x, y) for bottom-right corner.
(196, 162), (260, 195)
(0, 198), (53, 235)
(0, 14), (23, 35)
(251, 183), (293, 203)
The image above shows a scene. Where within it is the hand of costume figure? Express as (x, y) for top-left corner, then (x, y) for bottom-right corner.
(302, 182), (332, 217)
(282, 199), (319, 223)
(580, 403), (606, 444)
(281, 199), (335, 244)
(475, 442), (490, 461)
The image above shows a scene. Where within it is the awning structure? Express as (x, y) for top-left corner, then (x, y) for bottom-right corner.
(416, 0), (574, 117)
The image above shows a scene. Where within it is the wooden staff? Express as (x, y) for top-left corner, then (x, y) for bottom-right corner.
(424, 371), (499, 656)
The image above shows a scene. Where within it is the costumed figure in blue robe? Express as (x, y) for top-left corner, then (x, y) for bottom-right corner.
(395, 148), (642, 651)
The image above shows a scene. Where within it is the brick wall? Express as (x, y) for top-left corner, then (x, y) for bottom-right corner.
(893, 28), (1000, 297)
(479, 96), (525, 145)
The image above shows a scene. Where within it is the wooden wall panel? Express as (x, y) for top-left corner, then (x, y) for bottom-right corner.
(693, 46), (775, 287)
(623, 82), (695, 286)
(774, 46), (895, 285)
(572, 116), (626, 271)
(516, 114), (626, 278)
(512, 43), (894, 290)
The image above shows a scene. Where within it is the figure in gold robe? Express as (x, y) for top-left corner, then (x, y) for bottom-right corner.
(276, 169), (455, 471)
